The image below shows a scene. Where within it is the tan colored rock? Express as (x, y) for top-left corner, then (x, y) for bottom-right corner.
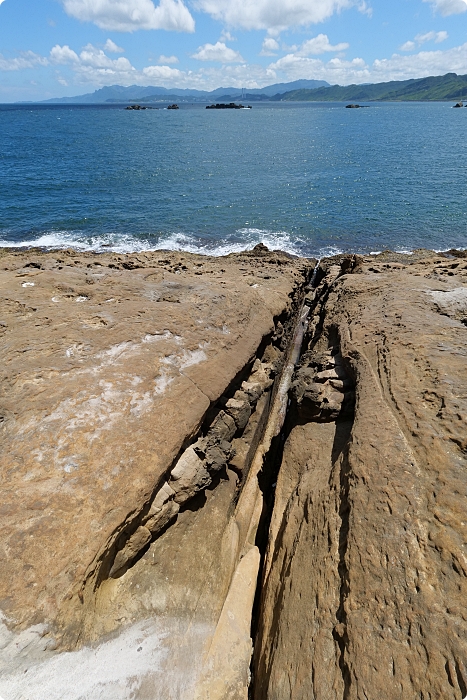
(0, 247), (310, 643)
(109, 526), (152, 578)
(254, 253), (467, 700)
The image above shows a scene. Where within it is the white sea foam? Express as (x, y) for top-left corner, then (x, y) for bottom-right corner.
(2, 230), (463, 260)
(0, 228), (306, 258)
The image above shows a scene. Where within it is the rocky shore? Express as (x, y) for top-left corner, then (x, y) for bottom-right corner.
(1, 245), (466, 699)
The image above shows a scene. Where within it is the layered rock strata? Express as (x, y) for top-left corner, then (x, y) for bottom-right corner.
(2, 246), (467, 700)
(0, 246), (312, 698)
(253, 252), (467, 700)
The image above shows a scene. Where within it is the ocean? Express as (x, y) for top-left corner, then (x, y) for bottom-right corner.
(0, 101), (466, 257)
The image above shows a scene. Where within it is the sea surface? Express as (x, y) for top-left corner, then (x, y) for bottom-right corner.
(0, 101), (466, 257)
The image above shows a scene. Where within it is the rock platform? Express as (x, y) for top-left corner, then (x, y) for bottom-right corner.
(1, 246), (467, 699)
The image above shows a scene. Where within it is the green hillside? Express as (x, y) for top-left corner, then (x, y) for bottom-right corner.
(275, 73), (467, 102)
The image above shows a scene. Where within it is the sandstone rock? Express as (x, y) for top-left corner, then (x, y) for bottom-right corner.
(254, 252), (467, 700)
(109, 526), (152, 577)
(0, 247), (311, 644)
(5, 244), (467, 700)
(208, 410), (237, 441)
(0, 244), (311, 699)
(224, 397), (252, 430)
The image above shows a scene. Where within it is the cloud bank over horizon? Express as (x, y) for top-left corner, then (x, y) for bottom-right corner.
(1, 0), (467, 100)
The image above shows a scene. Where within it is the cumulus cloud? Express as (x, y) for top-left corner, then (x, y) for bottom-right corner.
(157, 54), (179, 63)
(61, 0), (195, 32)
(6, 34), (467, 94)
(269, 53), (369, 84)
(50, 45), (80, 63)
(0, 51), (49, 71)
(104, 39), (125, 53)
(372, 42), (467, 81)
(424, 0), (467, 15)
(194, 0), (357, 31)
(401, 30), (448, 50)
(49, 43), (137, 84)
(191, 41), (244, 62)
(267, 41), (467, 85)
(142, 64), (182, 78)
(260, 37), (280, 56)
(297, 34), (349, 55)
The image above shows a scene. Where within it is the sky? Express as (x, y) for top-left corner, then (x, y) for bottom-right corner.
(0, 0), (467, 101)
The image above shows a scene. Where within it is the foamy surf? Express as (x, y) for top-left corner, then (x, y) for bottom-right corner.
(0, 229), (307, 258)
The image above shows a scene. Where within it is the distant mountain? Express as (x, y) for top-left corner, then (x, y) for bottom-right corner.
(40, 79), (330, 104)
(246, 79), (329, 96)
(273, 73), (467, 102)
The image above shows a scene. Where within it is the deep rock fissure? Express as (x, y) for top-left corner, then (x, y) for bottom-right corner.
(249, 257), (358, 700)
(70, 266), (315, 641)
(332, 418), (354, 700)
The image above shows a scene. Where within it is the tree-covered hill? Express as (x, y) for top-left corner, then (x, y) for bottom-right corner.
(274, 73), (467, 102)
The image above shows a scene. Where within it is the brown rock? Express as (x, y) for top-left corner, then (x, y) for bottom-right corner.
(254, 253), (467, 700)
(0, 247), (310, 641)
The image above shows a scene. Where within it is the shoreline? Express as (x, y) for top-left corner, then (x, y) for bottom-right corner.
(1, 240), (466, 262)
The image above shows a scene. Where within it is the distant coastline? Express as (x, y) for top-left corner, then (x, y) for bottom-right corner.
(21, 71), (467, 106)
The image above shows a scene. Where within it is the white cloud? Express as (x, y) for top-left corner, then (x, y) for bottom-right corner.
(400, 30), (448, 51)
(269, 53), (369, 84)
(0, 0), (7, 6)
(260, 37), (280, 56)
(415, 30), (448, 44)
(61, 0), (195, 32)
(372, 43), (467, 81)
(424, 0), (467, 15)
(297, 34), (349, 55)
(104, 39), (125, 53)
(142, 64), (181, 78)
(267, 41), (467, 85)
(157, 54), (179, 63)
(400, 41), (416, 52)
(49, 43), (137, 84)
(50, 45), (80, 64)
(220, 30), (236, 42)
(194, 0), (357, 31)
(191, 41), (244, 62)
(80, 44), (134, 70)
(0, 51), (49, 71)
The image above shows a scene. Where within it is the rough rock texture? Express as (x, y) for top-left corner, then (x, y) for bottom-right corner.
(3, 245), (467, 700)
(0, 249), (312, 700)
(254, 253), (467, 700)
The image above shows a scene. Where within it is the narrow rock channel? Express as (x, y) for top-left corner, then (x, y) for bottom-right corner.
(1, 248), (467, 700)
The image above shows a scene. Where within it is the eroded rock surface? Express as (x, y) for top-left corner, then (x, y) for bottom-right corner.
(0, 246), (311, 688)
(2, 246), (467, 700)
(254, 253), (467, 700)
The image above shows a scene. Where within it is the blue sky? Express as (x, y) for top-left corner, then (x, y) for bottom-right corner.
(0, 0), (466, 101)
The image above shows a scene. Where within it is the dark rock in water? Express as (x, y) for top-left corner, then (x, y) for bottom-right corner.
(126, 104), (147, 110)
(453, 102), (463, 108)
(346, 103), (361, 108)
(441, 248), (467, 258)
(206, 102), (252, 109)
(167, 104), (179, 110)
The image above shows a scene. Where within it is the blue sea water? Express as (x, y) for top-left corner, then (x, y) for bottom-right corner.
(0, 101), (466, 257)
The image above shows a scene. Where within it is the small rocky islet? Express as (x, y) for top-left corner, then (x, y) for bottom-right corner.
(1, 245), (467, 699)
